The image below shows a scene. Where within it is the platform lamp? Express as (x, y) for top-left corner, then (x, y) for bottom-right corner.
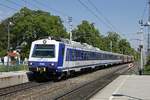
(7, 21), (13, 67)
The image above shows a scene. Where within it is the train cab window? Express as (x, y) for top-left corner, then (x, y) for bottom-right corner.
(32, 44), (55, 58)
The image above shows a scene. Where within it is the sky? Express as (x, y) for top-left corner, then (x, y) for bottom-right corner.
(0, 0), (148, 50)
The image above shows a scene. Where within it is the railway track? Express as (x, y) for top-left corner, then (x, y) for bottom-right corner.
(0, 81), (52, 99)
(0, 63), (136, 100)
(54, 63), (135, 100)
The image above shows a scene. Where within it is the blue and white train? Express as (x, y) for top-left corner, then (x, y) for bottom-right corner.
(28, 37), (134, 80)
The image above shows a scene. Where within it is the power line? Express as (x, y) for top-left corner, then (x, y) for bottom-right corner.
(78, 0), (127, 38)
(78, 0), (114, 31)
(6, 0), (23, 8)
(33, 0), (80, 30)
(22, 0), (40, 9)
(141, 1), (148, 20)
(22, 0), (27, 7)
(34, 0), (69, 17)
(0, 2), (17, 11)
(87, 0), (121, 34)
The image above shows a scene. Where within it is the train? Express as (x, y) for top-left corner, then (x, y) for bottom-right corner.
(28, 37), (134, 80)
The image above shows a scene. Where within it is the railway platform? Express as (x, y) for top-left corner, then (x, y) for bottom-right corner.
(90, 75), (150, 100)
(0, 71), (30, 88)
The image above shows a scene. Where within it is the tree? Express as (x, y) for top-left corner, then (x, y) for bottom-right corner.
(104, 32), (120, 52)
(0, 7), (68, 58)
(72, 20), (103, 49)
(11, 7), (67, 47)
(0, 23), (8, 56)
(118, 39), (131, 54)
(0, 8), (139, 60)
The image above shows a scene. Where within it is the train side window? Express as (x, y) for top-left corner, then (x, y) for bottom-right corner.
(76, 50), (78, 60)
(72, 50), (74, 61)
(83, 52), (85, 60)
(104, 54), (106, 59)
(68, 49), (71, 61)
(72, 50), (75, 61)
(62, 47), (65, 57)
(66, 49), (70, 61)
(84, 52), (86, 60)
(69, 50), (71, 61)
(74, 50), (76, 61)
(81, 51), (83, 60)
(66, 50), (68, 61)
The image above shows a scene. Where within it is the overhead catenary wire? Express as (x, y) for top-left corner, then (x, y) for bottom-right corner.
(33, 0), (79, 24)
(0, 2), (17, 11)
(33, 0), (80, 32)
(87, 0), (122, 34)
(77, 0), (115, 32)
(0, 0), (76, 30)
(22, 0), (40, 10)
(141, 1), (148, 21)
(78, 0), (128, 38)
(5, 0), (23, 8)
(34, 0), (69, 17)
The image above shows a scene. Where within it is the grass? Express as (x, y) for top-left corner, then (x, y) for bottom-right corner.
(0, 65), (28, 72)
(144, 65), (150, 75)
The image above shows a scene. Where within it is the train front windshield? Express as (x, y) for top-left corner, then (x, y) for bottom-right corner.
(32, 44), (55, 58)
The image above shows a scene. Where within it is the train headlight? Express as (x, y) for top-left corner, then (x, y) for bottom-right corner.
(30, 62), (32, 65)
(51, 63), (54, 66)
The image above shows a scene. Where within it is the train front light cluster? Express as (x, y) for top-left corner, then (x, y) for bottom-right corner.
(51, 63), (54, 66)
(30, 62), (32, 66)
(36, 67), (46, 72)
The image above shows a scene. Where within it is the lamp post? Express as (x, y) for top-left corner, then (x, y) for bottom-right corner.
(110, 41), (112, 52)
(68, 16), (73, 42)
(130, 38), (143, 75)
(7, 21), (13, 67)
(136, 28), (144, 75)
(138, 20), (150, 75)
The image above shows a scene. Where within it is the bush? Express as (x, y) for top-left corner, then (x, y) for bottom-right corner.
(0, 49), (6, 57)
(144, 65), (150, 75)
(0, 65), (28, 72)
(146, 55), (150, 65)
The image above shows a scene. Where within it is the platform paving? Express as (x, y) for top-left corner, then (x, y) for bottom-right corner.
(90, 75), (150, 100)
(0, 71), (30, 88)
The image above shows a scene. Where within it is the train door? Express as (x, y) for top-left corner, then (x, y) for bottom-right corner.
(65, 47), (72, 69)
(58, 43), (65, 68)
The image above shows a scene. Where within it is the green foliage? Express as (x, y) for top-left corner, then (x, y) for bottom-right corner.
(72, 20), (103, 49)
(144, 65), (150, 75)
(0, 7), (139, 60)
(0, 65), (28, 72)
(0, 7), (68, 58)
(0, 49), (6, 57)
(118, 39), (131, 54)
(146, 55), (150, 65)
(11, 7), (67, 46)
(0, 24), (7, 56)
(72, 21), (139, 59)
(104, 32), (120, 52)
